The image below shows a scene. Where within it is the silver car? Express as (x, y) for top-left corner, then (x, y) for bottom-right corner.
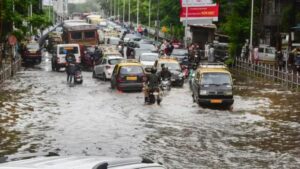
(0, 156), (165, 169)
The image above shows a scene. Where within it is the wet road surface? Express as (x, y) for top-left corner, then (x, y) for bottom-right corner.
(0, 51), (300, 168)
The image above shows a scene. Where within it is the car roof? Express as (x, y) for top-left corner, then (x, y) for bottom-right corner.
(141, 53), (159, 56)
(104, 55), (123, 59)
(0, 156), (164, 169)
(196, 63), (230, 74)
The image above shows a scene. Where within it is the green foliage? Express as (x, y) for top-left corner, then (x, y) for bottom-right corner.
(0, 0), (49, 41)
(97, 0), (184, 39)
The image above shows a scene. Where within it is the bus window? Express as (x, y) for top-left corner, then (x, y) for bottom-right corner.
(71, 32), (82, 40)
(84, 31), (95, 39)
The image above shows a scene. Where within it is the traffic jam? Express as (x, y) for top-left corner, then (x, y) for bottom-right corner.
(0, 14), (299, 169)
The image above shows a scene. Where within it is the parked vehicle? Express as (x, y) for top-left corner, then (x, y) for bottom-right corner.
(154, 57), (184, 87)
(111, 60), (145, 91)
(258, 45), (276, 62)
(21, 42), (42, 64)
(191, 63), (234, 109)
(51, 44), (81, 71)
(0, 155), (165, 169)
(93, 55), (124, 80)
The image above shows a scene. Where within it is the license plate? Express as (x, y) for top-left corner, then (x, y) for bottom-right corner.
(210, 99), (222, 104)
(126, 76), (137, 81)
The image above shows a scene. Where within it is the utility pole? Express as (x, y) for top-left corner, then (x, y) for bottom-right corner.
(249, 0), (254, 61)
(148, 0), (151, 28)
(30, 3), (32, 34)
(123, 0), (125, 23)
(184, 1), (189, 48)
(156, 0), (160, 41)
(117, 0), (120, 21)
(137, 0), (139, 26)
(129, 0), (131, 24)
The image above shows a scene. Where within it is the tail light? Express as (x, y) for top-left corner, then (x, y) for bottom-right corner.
(105, 65), (111, 69)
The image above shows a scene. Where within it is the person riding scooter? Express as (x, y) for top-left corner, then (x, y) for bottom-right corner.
(144, 67), (161, 104)
(158, 64), (172, 80)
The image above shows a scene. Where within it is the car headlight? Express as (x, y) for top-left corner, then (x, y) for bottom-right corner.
(224, 91), (233, 95)
(200, 90), (208, 95)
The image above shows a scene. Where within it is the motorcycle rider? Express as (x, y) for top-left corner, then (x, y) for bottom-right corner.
(158, 64), (172, 80)
(66, 52), (77, 84)
(144, 67), (161, 103)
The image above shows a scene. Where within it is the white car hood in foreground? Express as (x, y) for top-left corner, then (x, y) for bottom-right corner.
(0, 156), (164, 169)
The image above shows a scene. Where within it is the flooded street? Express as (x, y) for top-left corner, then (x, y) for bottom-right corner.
(0, 52), (300, 168)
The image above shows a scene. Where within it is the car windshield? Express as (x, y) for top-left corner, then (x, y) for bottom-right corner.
(27, 44), (39, 50)
(109, 58), (123, 65)
(201, 73), (232, 85)
(161, 62), (181, 71)
(140, 55), (158, 61)
(120, 66), (143, 75)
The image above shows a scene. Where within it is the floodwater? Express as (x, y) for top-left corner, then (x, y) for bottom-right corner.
(0, 52), (299, 168)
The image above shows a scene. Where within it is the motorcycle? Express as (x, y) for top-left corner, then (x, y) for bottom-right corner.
(74, 70), (83, 84)
(146, 88), (162, 105)
(181, 65), (189, 78)
(160, 78), (171, 91)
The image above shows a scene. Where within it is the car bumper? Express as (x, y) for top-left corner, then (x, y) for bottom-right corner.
(198, 98), (234, 106)
(171, 77), (184, 85)
(117, 83), (143, 91)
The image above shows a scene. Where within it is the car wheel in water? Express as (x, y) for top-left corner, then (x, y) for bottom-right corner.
(102, 73), (107, 81)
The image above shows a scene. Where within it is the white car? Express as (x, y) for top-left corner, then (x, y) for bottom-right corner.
(0, 156), (165, 169)
(139, 53), (159, 68)
(93, 55), (124, 80)
(258, 45), (276, 62)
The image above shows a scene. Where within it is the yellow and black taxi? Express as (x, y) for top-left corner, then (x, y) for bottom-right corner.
(110, 59), (145, 91)
(191, 63), (234, 108)
(154, 57), (184, 87)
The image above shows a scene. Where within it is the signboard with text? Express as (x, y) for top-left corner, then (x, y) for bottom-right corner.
(180, 4), (219, 18)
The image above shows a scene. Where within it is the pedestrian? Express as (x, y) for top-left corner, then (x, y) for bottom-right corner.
(208, 44), (215, 63)
(143, 28), (148, 37)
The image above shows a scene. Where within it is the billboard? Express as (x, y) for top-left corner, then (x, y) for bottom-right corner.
(180, 5), (219, 18)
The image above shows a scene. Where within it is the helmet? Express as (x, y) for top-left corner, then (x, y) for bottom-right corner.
(151, 67), (157, 74)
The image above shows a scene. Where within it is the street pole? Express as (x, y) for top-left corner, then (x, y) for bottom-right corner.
(30, 3), (32, 34)
(137, 0), (139, 26)
(123, 0), (125, 23)
(249, 0), (254, 61)
(129, 0), (131, 24)
(184, 1), (188, 48)
(149, 0), (151, 28)
(156, 0), (160, 40)
(117, 0), (120, 21)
